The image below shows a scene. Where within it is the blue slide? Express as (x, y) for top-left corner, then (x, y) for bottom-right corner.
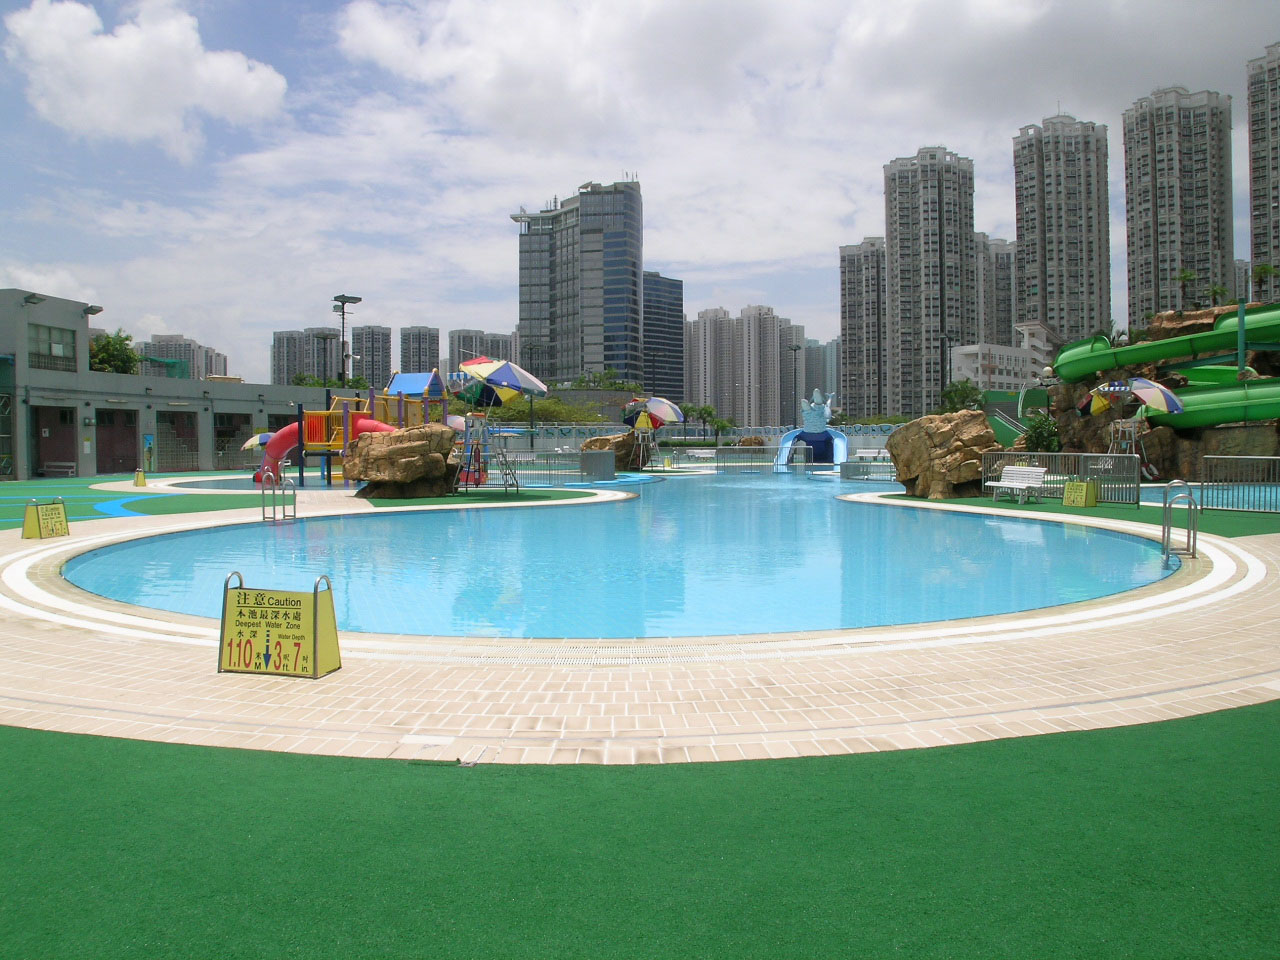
(774, 429), (849, 470)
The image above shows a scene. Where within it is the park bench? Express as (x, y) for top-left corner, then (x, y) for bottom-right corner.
(41, 461), (77, 477)
(984, 465), (1048, 505)
(685, 449), (716, 460)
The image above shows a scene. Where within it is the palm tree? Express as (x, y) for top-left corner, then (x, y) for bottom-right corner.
(709, 416), (736, 447)
(1254, 263), (1277, 304)
(695, 405), (716, 439)
(1176, 269), (1197, 308)
(1208, 284), (1229, 307)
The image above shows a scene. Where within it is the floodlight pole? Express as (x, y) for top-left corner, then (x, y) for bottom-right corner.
(333, 295), (361, 388)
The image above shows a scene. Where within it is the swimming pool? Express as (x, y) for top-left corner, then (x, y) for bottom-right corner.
(64, 473), (1176, 638)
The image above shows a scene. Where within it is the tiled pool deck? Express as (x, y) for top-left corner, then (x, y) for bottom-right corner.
(0, 479), (1277, 764)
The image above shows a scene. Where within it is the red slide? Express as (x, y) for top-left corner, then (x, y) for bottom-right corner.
(255, 416), (396, 481)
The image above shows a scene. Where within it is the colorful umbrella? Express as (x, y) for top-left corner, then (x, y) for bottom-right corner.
(459, 357), (549, 397)
(623, 396), (685, 427)
(241, 432), (274, 451)
(1128, 377), (1184, 414)
(445, 414), (466, 432)
(1076, 391), (1112, 416)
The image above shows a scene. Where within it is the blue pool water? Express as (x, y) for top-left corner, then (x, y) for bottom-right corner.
(1139, 482), (1280, 511)
(64, 474), (1175, 638)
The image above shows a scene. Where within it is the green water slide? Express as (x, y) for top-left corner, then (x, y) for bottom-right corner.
(1052, 303), (1280, 429)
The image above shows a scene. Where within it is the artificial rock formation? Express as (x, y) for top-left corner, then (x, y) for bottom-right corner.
(582, 431), (648, 469)
(344, 422), (460, 498)
(738, 435), (765, 447)
(886, 409), (1002, 499)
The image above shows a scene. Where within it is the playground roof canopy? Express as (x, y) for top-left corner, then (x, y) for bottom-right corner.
(384, 371), (446, 398)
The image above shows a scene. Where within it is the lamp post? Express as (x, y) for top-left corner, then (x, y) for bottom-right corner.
(787, 343), (802, 428)
(939, 333), (952, 397)
(332, 295), (361, 388)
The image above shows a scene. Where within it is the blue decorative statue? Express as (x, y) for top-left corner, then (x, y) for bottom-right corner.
(774, 388), (845, 465)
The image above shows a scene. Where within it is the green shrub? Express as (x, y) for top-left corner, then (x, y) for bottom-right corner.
(1022, 413), (1061, 453)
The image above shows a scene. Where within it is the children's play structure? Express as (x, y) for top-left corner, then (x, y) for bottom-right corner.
(774, 390), (849, 467)
(1053, 302), (1280, 428)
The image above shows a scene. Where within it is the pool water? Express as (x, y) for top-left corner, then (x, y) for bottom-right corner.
(64, 473), (1176, 638)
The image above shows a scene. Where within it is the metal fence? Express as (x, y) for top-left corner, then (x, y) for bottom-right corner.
(715, 445), (812, 474)
(1199, 456), (1280, 513)
(466, 452), (584, 488)
(981, 451), (1141, 505)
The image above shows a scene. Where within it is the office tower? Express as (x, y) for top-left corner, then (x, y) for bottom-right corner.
(512, 180), (643, 384)
(1013, 114), (1110, 343)
(447, 329), (514, 372)
(1124, 87), (1234, 323)
(400, 326), (440, 373)
(884, 146), (977, 416)
(1249, 43), (1280, 303)
(975, 235), (1017, 346)
(138, 334), (228, 380)
(839, 238), (887, 418)
(349, 325), (391, 389)
(641, 271), (684, 400)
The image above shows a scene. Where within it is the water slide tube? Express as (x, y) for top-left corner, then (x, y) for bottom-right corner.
(773, 429), (849, 469)
(255, 416), (396, 481)
(1053, 303), (1280, 384)
(1052, 303), (1280, 430)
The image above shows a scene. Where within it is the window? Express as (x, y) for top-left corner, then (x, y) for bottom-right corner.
(29, 324), (77, 372)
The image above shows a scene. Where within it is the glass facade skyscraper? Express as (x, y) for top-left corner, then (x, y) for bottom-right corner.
(513, 181), (644, 384)
(642, 271), (684, 400)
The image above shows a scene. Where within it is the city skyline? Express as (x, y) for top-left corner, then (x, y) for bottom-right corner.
(1, 0), (1275, 383)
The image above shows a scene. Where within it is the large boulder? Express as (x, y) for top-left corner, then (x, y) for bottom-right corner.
(886, 409), (1002, 499)
(344, 422), (460, 498)
(582, 431), (648, 469)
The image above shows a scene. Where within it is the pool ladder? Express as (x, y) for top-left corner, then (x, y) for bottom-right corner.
(260, 469), (297, 523)
(1161, 480), (1197, 569)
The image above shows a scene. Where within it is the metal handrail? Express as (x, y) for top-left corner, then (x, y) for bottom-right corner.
(1162, 481), (1198, 568)
(260, 469), (295, 523)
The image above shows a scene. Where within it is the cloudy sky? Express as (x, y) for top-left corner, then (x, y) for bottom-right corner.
(1, 0), (1274, 383)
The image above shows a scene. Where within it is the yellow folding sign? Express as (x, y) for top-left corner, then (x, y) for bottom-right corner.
(218, 573), (341, 679)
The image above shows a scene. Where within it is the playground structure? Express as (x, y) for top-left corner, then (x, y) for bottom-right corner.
(1053, 302), (1280, 429)
(255, 371), (466, 486)
(774, 389), (850, 469)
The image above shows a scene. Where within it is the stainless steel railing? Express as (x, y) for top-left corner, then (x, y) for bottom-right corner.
(981, 451), (1141, 505)
(1199, 456), (1280, 513)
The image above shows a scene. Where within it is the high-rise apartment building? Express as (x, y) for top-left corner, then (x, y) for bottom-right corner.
(641, 271), (684, 400)
(839, 238), (887, 418)
(1013, 114), (1110, 344)
(884, 146), (977, 417)
(1124, 87), (1234, 323)
(349, 325), (391, 389)
(974, 234), (1018, 346)
(446, 329), (514, 373)
(1249, 43), (1280, 303)
(399, 326), (440, 374)
(270, 327), (342, 385)
(512, 180), (644, 384)
(1236, 259), (1253, 303)
(682, 305), (799, 427)
(804, 337), (841, 401)
(137, 334), (227, 380)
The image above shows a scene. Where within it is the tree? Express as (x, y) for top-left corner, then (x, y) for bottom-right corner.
(89, 329), (139, 374)
(1022, 413), (1061, 453)
(1254, 263), (1277, 303)
(708, 416), (735, 446)
(1176, 269), (1197, 308)
(1208, 284), (1228, 307)
(938, 378), (983, 413)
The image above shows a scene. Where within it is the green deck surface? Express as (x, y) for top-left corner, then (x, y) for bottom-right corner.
(3, 702), (1277, 958)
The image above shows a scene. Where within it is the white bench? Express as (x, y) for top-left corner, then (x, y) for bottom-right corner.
(985, 465), (1047, 504)
(42, 461), (77, 477)
(685, 449), (716, 460)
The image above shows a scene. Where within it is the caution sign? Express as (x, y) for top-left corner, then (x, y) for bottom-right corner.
(218, 573), (341, 679)
(22, 499), (70, 539)
(133, 470), (146, 486)
(1062, 480), (1099, 507)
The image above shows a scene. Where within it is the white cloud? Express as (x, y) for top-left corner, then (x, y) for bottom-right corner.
(3, 0), (287, 161)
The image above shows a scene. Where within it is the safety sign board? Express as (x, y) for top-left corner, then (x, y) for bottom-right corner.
(218, 573), (341, 679)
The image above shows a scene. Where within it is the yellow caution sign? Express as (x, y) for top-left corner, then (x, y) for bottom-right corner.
(1062, 480), (1099, 507)
(218, 573), (341, 679)
(21, 499), (70, 539)
(133, 470), (146, 486)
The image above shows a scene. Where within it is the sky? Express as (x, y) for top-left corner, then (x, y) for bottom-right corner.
(0, 0), (1275, 384)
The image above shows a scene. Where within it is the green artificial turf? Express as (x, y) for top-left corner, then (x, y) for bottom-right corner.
(3, 702), (1277, 959)
(127, 493), (283, 516)
(891, 494), (1280, 538)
